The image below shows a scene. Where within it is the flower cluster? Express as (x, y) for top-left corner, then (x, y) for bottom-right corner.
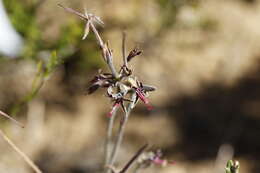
(137, 149), (175, 168)
(89, 64), (155, 117)
(58, 4), (155, 117)
(88, 67), (155, 117)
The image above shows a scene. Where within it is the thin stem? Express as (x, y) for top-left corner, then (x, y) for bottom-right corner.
(89, 23), (119, 78)
(105, 107), (119, 166)
(58, 4), (87, 20)
(122, 31), (127, 67)
(58, 4), (119, 78)
(0, 129), (42, 173)
(89, 22), (104, 48)
(107, 57), (119, 79)
(107, 93), (137, 173)
(119, 144), (148, 173)
(109, 110), (129, 167)
(0, 110), (24, 128)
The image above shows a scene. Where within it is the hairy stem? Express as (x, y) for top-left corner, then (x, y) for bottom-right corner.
(89, 23), (119, 78)
(105, 107), (119, 166)
(122, 31), (127, 67)
(107, 93), (137, 173)
(89, 22), (104, 48)
(0, 129), (42, 173)
(109, 110), (129, 166)
(58, 4), (119, 78)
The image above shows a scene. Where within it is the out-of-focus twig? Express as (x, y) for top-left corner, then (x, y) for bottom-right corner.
(0, 110), (24, 128)
(11, 51), (60, 115)
(107, 144), (148, 173)
(0, 129), (42, 173)
(119, 143), (148, 173)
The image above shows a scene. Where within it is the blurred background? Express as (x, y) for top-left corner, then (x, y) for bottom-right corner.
(0, 0), (260, 172)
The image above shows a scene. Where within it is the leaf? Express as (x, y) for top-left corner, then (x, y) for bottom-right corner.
(127, 48), (142, 62)
(88, 84), (100, 94)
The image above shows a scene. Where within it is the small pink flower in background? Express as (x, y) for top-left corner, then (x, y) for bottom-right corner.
(137, 149), (175, 168)
(153, 156), (166, 164)
(152, 155), (175, 166)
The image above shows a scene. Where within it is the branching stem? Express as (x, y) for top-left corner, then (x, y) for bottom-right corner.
(107, 93), (137, 173)
(105, 107), (119, 165)
(58, 4), (119, 78)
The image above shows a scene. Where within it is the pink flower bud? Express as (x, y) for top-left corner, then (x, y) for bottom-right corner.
(136, 88), (153, 110)
(107, 102), (120, 118)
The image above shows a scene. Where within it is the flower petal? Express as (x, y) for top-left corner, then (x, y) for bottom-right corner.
(127, 48), (142, 62)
